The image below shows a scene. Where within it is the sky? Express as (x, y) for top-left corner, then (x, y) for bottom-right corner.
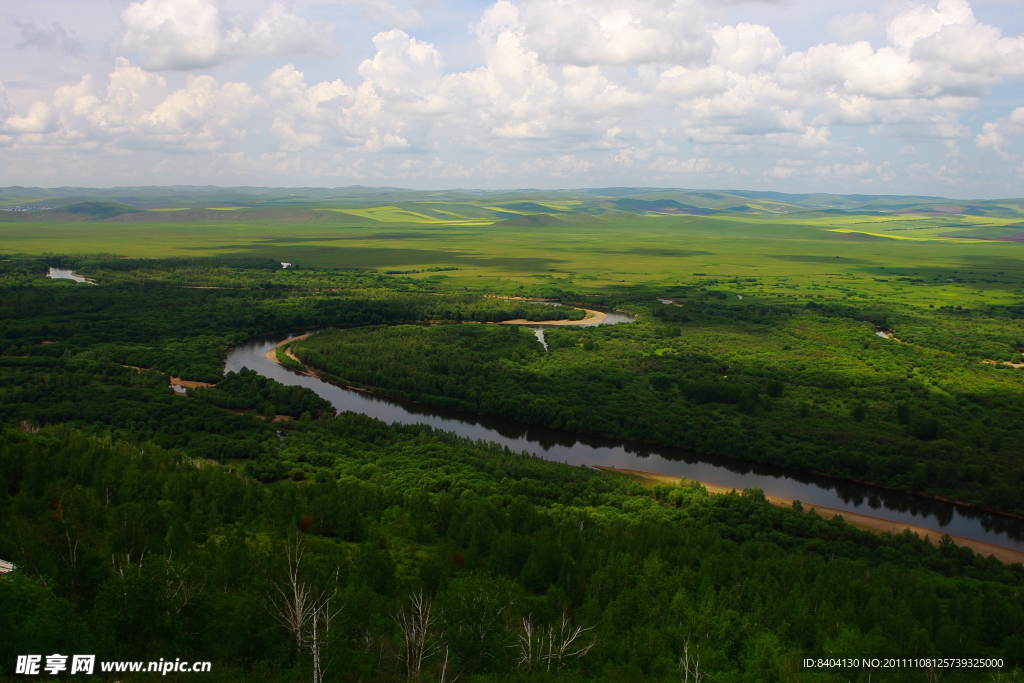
(1, 0), (1023, 196)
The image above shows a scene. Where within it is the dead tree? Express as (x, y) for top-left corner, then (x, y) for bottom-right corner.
(436, 645), (457, 683)
(679, 639), (703, 683)
(512, 616), (542, 671)
(513, 612), (595, 671)
(546, 612), (596, 670)
(269, 536), (316, 657)
(392, 591), (442, 681)
(267, 536), (339, 683)
(308, 597), (341, 683)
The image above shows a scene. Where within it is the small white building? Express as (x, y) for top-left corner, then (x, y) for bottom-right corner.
(0, 559), (15, 574)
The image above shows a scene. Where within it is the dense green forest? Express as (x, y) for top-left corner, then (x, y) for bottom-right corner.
(0, 257), (581, 383)
(293, 300), (1024, 515)
(1, 255), (1023, 681)
(3, 419), (1023, 683)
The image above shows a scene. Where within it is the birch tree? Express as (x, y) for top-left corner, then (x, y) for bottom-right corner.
(392, 591), (444, 681)
(267, 536), (339, 683)
(512, 612), (595, 671)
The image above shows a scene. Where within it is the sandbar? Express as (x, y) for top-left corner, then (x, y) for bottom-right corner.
(498, 308), (608, 326)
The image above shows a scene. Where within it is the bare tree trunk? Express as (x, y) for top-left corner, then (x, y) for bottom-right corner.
(679, 640), (703, 683)
(513, 616), (540, 670)
(512, 612), (594, 671)
(437, 645), (457, 683)
(548, 612), (595, 670)
(309, 600), (327, 683)
(269, 536), (314, 658)
(267, 535), (339, 683)
(392, 591), (441, 681)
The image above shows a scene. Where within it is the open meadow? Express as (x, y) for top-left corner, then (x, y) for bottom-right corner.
(3, 187), (1024, 309)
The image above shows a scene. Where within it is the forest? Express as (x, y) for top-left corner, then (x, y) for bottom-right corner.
(3, 418), (1023, 683)
(1, 224), (1023, 681)
(292, 300), (1024, 515)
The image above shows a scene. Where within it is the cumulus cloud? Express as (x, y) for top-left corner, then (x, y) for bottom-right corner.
(909, 1), (1024, 77)
(358, 29), (445, 95)
(119, 0), (334, 70)
(263, 30), (450, 153)
(2, 0), (1024, 191)
(498, 0), (713, 67)
(975, 107), (1024, 158)
(1, 58), (263, 149)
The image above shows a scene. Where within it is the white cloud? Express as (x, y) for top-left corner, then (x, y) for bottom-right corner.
(712, 23), (783, 74)
(1, 101), (59, 135)
(886, 0), (974, 49)
(263, 31), (449, 153)
(2, 58), (263, 150)
(119, 0), (334, 70)
(975, 107), (1024, 159)
(2, 0), (1024, 192)
(505, 0), (713, 67)
(358, 29), (445, 95)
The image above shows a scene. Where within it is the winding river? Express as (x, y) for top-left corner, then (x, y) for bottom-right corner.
(225, 324), (1024, 555)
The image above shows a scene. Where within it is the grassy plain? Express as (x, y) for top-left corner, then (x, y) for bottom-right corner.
(2, 188), (1024, 310)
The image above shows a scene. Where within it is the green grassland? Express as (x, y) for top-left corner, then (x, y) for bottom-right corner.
(2, 188), (1024, 311)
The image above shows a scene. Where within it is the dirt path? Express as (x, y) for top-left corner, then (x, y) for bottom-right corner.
(595, 466), (1024, 565)
(169, 377), (215, 388)
(116, 363), (215, 389)
(983, 359), (1024, 369)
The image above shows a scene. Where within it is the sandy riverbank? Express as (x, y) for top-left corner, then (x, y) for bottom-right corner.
(498, 308), (608, 326)
(494, 297), (610, 326)
(265, 334), (316, 373)
(595, 466), (1024, 565)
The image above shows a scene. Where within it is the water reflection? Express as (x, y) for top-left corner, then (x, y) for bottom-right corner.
(225, 332), (1024, 552)
(47, 268), (94, 283)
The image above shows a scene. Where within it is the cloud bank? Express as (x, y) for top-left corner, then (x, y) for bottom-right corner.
(1, 0), (1023, 193)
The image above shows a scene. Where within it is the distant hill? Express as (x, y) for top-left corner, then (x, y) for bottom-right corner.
(1, 185), (1022, 219)
(612, 198), (714, 215)
(24, 201), (144, 220)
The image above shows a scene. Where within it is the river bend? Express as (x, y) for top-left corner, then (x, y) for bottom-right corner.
(225, 331), (1024, 554)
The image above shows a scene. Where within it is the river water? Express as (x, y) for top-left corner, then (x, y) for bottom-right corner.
(47, 268), (93, 283)
(224, 329), (1024, 553)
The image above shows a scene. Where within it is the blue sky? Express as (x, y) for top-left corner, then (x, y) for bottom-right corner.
(1, 0), (1023, 196)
